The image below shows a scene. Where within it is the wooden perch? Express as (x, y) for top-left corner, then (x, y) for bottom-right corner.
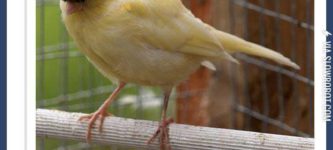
(36, 109), (314, 150)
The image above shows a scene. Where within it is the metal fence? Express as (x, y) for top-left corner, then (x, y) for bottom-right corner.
(36, 0), (314, 149)
(227, 0), (313, 136)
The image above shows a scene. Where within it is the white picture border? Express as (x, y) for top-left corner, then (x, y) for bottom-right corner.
(6, 0), (325, 149)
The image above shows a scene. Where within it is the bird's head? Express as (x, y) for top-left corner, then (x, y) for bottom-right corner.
(61, 0), (86, 15)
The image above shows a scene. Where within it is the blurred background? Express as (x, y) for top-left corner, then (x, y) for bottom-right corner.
(37, 0), (314, 149)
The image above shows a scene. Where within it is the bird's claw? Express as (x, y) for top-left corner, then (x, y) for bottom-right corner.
(147, 118), (174, 150)
(78, 110), (112, 142)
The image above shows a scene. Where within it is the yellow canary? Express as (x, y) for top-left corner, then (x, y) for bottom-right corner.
(60, 0), (299, 149)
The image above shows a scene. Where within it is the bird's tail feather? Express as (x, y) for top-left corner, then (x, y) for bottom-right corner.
(215, 30), (300, 70)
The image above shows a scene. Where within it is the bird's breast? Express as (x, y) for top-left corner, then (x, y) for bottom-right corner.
(65, 19), (202, 87)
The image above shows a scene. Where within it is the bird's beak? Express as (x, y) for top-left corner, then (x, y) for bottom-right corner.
(66, 2), (83, 15)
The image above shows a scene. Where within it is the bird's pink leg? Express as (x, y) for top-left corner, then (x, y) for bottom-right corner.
(147, 90), (173, 150)
(79, 82), (126, 142)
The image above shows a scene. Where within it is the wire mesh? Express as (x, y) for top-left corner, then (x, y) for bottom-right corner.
(36, 0), (314, 149)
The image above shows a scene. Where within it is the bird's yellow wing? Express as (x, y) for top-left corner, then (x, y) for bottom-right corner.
(123, 0), (238, 63)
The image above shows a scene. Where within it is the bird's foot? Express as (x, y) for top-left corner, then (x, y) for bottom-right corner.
(146, 118), (174, 150)
(78, 108), (112, 143)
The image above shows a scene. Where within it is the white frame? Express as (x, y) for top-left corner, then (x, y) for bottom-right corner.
(6, 0), (325, 149)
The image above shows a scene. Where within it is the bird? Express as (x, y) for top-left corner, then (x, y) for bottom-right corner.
(59, 0), (300, 149)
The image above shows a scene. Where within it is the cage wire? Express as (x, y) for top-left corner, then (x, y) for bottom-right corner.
(36, 0), (314, 149)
